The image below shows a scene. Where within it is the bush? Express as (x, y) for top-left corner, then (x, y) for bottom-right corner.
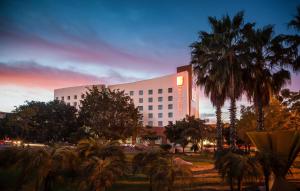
(160, 144), (172, 152)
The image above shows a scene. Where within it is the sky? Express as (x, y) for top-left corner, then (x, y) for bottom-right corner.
(0, 0), (299, 118)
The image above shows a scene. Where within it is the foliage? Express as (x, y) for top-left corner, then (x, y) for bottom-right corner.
(215, 151), (261, 191)
(132, 149), (192, 191)
(160, 144), (172, 152)
(164, 116), (208, 153)
(0, 138), (127, 191)
(78, 86), (142, 141)
(2, 100), (80, 143)
(77, 138), (126, 191)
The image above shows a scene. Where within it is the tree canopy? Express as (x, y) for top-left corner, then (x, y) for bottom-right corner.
(78, 86), (142, 141)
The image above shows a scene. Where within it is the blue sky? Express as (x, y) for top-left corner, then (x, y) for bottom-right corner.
(0, 0), (299, 117)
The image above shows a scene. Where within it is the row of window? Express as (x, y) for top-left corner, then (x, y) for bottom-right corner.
(138, 104), (173, 111)
(58, 94), (84, 101)
(138, 96), (173, 103)
(130, 88), (173, 96)
(148, 121), (172, 127)
(145, 112), (173, 119)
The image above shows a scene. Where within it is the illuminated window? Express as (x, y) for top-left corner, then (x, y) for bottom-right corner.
(177, 76), (183, 86)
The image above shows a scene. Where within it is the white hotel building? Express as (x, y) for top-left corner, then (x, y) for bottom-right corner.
(54, 65), (200, 127)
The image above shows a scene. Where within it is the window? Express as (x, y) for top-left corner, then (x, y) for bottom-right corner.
(67, 96), (70, 100)
(158, 89), (163, 94)
(168, 104), (173, 109)
(139, 98), (143, 103)
(168, 88), (173, 93)
(148, 105), (153, 110)
(67, 102), (70, 106)
(148, 97), (153, 102)
(130, 91), (134, 96)
(158, 97), (163, 102)
(73, 102), (77, 106)
(158, 121), (163, 127)
(138, 106), (143, 111)
(158, 113), (163, 118)
(148, 89), (153, 95)
(55, 97), (58, 100)
(81, 94), (85, 99)
(148, 113), (153, 119)
(148, 121), (153, 126)
(168, 112), (173, 118)
(158, 105), (163, 110)
(61, 96), (64, 101)
(74, 95), (77, 99)
(139, 90), (143, 95)
(168, 96), (173, 101)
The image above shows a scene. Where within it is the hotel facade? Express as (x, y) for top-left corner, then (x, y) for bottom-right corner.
(54, 65), (200, 127)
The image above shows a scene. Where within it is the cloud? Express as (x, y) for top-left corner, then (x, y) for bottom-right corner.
(0, 61), (140, 90)
(0, 20), (170, 72)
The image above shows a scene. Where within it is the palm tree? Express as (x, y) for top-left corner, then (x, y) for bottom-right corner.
(191, 12), (249, 150)
(132, 149), (192, 191)
(192, 55), (227, 151)
(215, 151), (261, 191)
(242, 25), (291, 131)
(288, 6), (300, 32)
(77, 138), (126, 191)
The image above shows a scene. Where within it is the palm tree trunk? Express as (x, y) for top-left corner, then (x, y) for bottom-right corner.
(216, 105), (223, 151)
(256, 97), (264, 131)
(265, 174), (270, 191)
(230, 177), (234, 191)
(229, 97), (237, 151)
(237, 178), (242, 191)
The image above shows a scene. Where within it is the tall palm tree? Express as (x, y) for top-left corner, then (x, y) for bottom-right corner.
(191, 12), (249, 150)
(242, 25), (291, 131)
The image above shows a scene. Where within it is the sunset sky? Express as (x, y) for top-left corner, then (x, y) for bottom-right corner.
(0, 0), (299, 118)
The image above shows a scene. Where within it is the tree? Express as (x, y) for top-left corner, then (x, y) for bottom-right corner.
(164, 116), (207, 153)
(0, 146), (79, 191)
(192, 46), (227, 151)
(191, 12), (250, 150)
(215, 151), (261, 191)
(288, 6), (300, 32)
(78, 86), (142, 141)
(132, 149), (192, 191)
(5, 100), (79, 143)
(77, 139), (126, 191)
(242, 25), (292, 131)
